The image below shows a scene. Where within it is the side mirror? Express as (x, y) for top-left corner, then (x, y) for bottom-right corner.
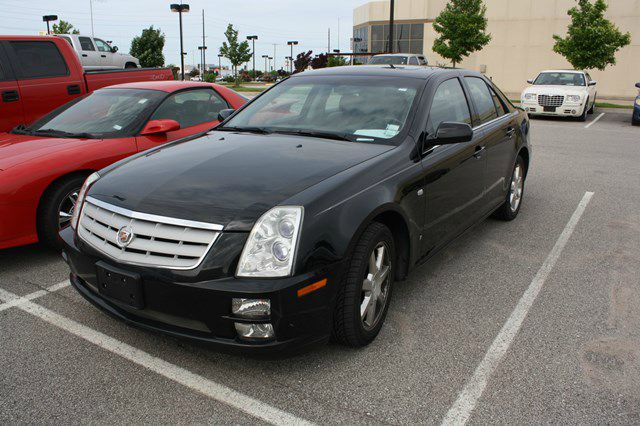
(589, 80), (597, 86)
(111, 46), (118, 53)
(429, 122), (473, 145)
(527, 79), (534, 84)
(635, 82), (640, 89)
(217, 108), (235, 122)
(140, 119), (180, 135)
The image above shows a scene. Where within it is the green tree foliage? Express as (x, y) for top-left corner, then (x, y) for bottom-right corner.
(553, 0), (630, 70)
(432, 0), (491, 68)
(327, 55), (348, 67)
(167, 64), (179, 80)
(294, 50), (313, 73)
(130, 26), (165, 68)
(189, 68), (200, 77)
(219, 24), (252, 85)
(310, 53), (328, 69)
(52, 20), (80, 34)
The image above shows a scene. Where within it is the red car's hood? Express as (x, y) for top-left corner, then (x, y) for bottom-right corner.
(0, 133), (95, 170)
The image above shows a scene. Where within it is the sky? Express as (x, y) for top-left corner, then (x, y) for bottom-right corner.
(0, 0), (369, 71)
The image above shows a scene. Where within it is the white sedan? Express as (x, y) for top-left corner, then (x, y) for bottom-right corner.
(521, 70), (597, 121)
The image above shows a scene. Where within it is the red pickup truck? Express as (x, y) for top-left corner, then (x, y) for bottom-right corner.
(0, 35), (174, 133)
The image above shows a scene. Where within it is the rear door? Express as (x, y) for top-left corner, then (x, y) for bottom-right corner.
(0, 44), (25, 132)
(5, 40), (84, 127)
(136, 88), (229, 151)
(420, 77), (486, 257)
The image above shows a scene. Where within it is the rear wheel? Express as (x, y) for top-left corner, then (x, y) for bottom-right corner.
(37, 175), (87, 250)
(125, 62), (137, 69)
(493, 156), (525, 221)
(333, 222), (395, 347)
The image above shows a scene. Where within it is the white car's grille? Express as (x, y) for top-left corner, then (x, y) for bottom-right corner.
(538, 95), (564, 107)
(78, 197), (222, 269)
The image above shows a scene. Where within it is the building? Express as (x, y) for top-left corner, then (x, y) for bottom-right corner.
(353, 0), (640, 99)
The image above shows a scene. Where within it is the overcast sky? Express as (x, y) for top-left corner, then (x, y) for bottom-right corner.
(0, 0), (369, 70)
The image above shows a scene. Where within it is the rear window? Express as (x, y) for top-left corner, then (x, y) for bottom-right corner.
(9, 41), (69, 79)
(79, 37), (95, 51)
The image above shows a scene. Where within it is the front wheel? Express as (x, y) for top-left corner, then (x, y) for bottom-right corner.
(493, 156), (525, 221)
(588, 96), (596, 114)
(578, 98), (589, 122)
(333, 222), (395, 347)
(37, 175), (87, 250)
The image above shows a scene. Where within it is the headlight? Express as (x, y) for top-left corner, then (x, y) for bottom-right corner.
(523, 93), (536, 101)
(635, 98), (640, 106)
(70, 172), (100, 230)
(237, 206), (303, 277)
(566, 95), (581, 102)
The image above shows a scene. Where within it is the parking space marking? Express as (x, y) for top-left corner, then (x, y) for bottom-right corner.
(0, 286), (314, 426)
(0, 280), (69, 313)
(585, 113), (605, 128)
(441, 191), (594, 426)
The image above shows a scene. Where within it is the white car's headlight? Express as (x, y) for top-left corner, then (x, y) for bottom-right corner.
(70, 172), (100, 230)
(566, 95), (581, 102)
(237, 206), (303, 278)
(523, 93), (537, 101)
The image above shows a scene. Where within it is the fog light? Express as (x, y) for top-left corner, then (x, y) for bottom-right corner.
(235, 322), (275, 340)
(232, 298), (270, 318)
(572, 109), (577, 114)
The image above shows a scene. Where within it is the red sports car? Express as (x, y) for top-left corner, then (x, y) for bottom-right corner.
(0, 81), (246, 250)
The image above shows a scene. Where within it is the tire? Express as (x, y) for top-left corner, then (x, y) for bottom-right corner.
(333, 222), (395, 347)
(578, 98), (589, 122)
(37, 175), (87, 250)
(125, 63), (137, 69)
(588, 96), (595, 114)
(492, 156), (525, 221)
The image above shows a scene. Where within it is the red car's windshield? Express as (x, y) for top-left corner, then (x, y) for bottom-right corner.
(21, 89), (166, 138)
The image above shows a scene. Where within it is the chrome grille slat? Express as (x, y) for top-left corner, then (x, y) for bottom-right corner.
(78, 197), (221, 269)
(537, 94), (564, 107)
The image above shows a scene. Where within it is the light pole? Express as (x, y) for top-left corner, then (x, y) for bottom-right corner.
(262, 55), (269, 74)
(287, 41), (298, 73)
(217, 54), (223, 78)
(285, 56), (292, 74)
(246, 35), (258, 79)
(42, 15), (58, 35)
(198, 46), (207, 78)
(170, 3), (190, 81)
(268, 57), (273, 72)
(201, 9), (206, 77)
(388, 0), (395, 53)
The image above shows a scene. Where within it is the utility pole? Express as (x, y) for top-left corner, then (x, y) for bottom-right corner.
(337, 18), (340, 52)
(89, 0), (95, 38)
(287, 41), (298, 73)
(201, 9), (206, 75)
(262, 55), (269, 73)
(388, 0), (395, 53)
(246, 35), (258, 79)
(328, 28), (331, 53)
(272, 43), (277, 71)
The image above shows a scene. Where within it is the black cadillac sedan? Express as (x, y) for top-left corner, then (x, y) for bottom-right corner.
(61, 66), (531, 353)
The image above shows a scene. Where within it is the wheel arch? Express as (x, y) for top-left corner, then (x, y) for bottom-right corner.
(518, 146), (530, 177)
(36, 169), (96, 227)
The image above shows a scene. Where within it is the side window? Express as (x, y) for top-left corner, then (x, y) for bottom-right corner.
(408, 57), (418, 65)
(94, 39), (111, 52)
(488, 85), (508, 116)
(465, 77), (498, 125)
(585, 73), (592, 83)
(79, 37), (95, 51)
(418, 56), (427, 65)
(0, 62), (5, 81)
(9, 41), (69, 79)
(150, 89), (228, 128)
(427, 78), (472, 135)
(59, 36), (73, 47)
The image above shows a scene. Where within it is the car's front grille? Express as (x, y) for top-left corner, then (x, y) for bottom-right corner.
(78, 197), (222, 269)
(538, 95), (564, 107)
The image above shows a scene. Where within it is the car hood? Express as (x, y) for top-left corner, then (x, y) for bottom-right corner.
(0, 133), (91, 170)
(523, 85), (587, 96)
(89, 131), (393, 230)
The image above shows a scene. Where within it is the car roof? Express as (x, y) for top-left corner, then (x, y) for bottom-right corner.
(100, 81), (222, 92)
(539, 69), (585, 74)
(292, 65), (477, 80)
(372, 53), (418, 57)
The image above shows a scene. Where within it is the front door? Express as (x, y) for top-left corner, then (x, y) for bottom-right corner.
(420, 77), (486, 257)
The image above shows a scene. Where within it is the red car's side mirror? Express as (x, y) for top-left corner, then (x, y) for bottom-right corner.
(140, 119), (180, 136)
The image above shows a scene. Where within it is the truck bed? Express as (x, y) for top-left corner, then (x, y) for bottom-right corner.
(85, 68), (174, 92)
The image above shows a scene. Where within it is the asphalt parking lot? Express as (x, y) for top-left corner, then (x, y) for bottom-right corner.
(1, 108), (639, 425)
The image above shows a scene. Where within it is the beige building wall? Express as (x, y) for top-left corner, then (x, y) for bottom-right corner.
(354, 0), (640, 99)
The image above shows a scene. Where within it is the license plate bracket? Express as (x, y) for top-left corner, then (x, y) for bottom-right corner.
(96, 261), (144, 309)
(543, 106), (556, 112)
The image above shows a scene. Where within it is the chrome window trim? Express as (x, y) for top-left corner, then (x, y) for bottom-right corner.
(85, 196), (224, 231)
(472, 111), (517, 131)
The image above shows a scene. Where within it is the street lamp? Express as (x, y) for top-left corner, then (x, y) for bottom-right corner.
(198, 45), (207, 78)
(42, 15), (58, 35)
(268, 56), (273, 72)
(285, 56), (292, 73)
(170, 3), (190, 80)
(217, 54), (223, 76)
(262, 55), (269, 74)
(246, 35), (258, 79)
(287, 41), (298, 73)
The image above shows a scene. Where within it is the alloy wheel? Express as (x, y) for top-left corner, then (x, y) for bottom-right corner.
(58, 189), (79, 231)
(509, 164), (524, 212)
(360, 242), (391, 331)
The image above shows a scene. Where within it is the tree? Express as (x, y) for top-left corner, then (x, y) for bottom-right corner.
(167, 64), (179, 80)
(219, 24), (252, 86)
(327, 55), (348, 67)
(432, 0), (491, 68)
(553, 0), (630, 71)
(52, 20), (80, 34)
(294, 50), (313, 73)
(189, 68), (200, 77)
(310, 53), (328, 69)
(130, 26), (165, 68)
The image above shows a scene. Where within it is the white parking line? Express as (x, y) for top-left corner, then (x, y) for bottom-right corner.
(0, 280), (70, 313)
(441, 191), (594, 426)
(0, 285), (314, 426)
(585, 112), (605, 128)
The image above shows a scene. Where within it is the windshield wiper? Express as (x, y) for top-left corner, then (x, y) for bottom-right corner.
(32, 129), (96, 139)
(271, 129), (356, 142)
(216, 126), (272, 134)
(11, 124), (34, 135)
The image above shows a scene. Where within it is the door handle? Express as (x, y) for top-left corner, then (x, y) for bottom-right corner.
(506, 127), (516, 138)
(67, 85), (82, 95)
(473, 146), (485, 159)
(101, 54), (106, 58)
(1, 90), (19, 102)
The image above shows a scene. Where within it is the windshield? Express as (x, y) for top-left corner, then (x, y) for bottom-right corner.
(368, 56), (409, 65)
(22, 89), (166, 138)
(221, 76), (421, 143)
(533, 72), (585, 86)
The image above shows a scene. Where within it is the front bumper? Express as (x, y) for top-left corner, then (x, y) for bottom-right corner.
(521, 100), (585, 117)
(61, 227), (345, 355)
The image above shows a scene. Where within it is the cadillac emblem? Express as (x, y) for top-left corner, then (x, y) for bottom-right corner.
(116, 226), (134, 248)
